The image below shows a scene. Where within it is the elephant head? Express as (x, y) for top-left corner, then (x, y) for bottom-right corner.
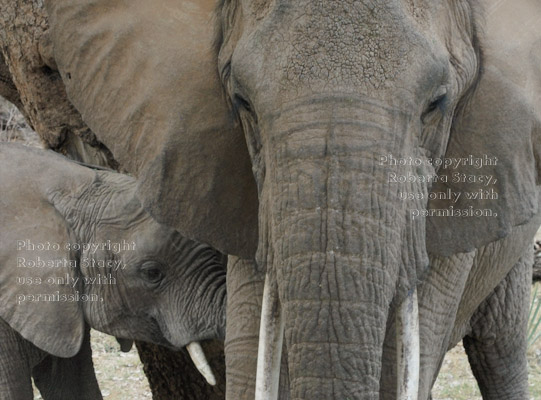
(0, 144), (225, 385)
(43, 0), (541, 398)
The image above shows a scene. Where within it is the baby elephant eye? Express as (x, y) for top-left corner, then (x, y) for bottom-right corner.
(140, 262), (164, 284)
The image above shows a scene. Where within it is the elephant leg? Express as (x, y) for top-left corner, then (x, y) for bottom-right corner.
(225, 256), (264, 400)
(0, 318), (44, 400)
(463, 251), (532, 400)
(32, 326), (103, 400)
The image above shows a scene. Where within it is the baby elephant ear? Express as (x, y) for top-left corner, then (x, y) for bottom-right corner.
(0, 206), (85, 358)
(426, 64), (541, 256)
(46, 0), (259, 258)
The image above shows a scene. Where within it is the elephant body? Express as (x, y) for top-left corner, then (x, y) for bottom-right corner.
(1, 0), (541, 398)
(0, 143), (226, 399)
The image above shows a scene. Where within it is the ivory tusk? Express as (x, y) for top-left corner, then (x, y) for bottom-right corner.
(255, 274), (285, 400)
(186, 342), (216, 386)
(396, 288), (420, 400)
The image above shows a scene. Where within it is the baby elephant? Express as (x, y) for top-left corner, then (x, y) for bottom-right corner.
(0, 143), (226, 399)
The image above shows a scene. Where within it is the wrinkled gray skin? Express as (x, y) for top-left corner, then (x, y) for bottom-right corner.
(0, 143), (226, 400)
(1, 0), (537, 399)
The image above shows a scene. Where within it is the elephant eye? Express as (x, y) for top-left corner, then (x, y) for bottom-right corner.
(140, 262), (164, 284)
(421, 90), (447, 123)
(233, 93), (254, 114)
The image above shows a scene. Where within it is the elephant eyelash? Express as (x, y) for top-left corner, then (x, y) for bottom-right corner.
(233, 93), (254, 115)
(421, 93), (447, 123)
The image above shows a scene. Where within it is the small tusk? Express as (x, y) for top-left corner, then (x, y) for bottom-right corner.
(255, 274), (285, 400)
(186, 342), (216, 386)
(396, 288), (420, 400)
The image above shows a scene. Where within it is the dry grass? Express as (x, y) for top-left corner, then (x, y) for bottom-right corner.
(0, 96), (42, 147)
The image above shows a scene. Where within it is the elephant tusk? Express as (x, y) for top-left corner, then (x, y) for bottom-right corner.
(396, 287), (420, 400)
(186, 342), (216, 386)
(255, 274), (285, 400)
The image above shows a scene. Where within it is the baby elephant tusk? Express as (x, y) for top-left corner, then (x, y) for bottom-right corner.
(186, 342), (217, 386)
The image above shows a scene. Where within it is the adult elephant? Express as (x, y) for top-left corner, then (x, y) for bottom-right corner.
(20, 0), (541, 398)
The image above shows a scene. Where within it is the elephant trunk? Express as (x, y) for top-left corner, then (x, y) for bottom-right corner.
(256, 99), (420, 398)
(273, 213), (396, 399)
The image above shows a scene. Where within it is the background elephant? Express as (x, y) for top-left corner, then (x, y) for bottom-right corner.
(1, 0), (541, 399)
(0, 143), (226, 399)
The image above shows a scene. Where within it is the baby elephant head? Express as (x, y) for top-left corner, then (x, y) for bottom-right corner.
(0, 165), (225, 384)
(72, 172), (227, 384)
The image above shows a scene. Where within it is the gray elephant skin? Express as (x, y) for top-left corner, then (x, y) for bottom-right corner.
(0, 143), (226, 400)
(0, 0), (540, 399)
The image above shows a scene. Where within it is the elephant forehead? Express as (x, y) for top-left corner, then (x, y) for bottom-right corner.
(232, 0), (446, 106)
(274, 0), (423, 89)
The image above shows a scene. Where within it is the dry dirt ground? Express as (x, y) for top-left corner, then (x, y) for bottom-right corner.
(1, 96), (539, 399)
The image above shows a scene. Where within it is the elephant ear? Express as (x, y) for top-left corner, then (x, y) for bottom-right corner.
(46, 0), (258, 258)
(0, 202), (84, 358)
(426, 62), (541, 256)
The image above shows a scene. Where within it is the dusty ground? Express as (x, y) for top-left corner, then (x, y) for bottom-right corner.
(2, 96), (540, 399)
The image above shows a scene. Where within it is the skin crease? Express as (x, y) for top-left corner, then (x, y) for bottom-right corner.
(26, 0), (540, 399)
(0, 143), (226, 400)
